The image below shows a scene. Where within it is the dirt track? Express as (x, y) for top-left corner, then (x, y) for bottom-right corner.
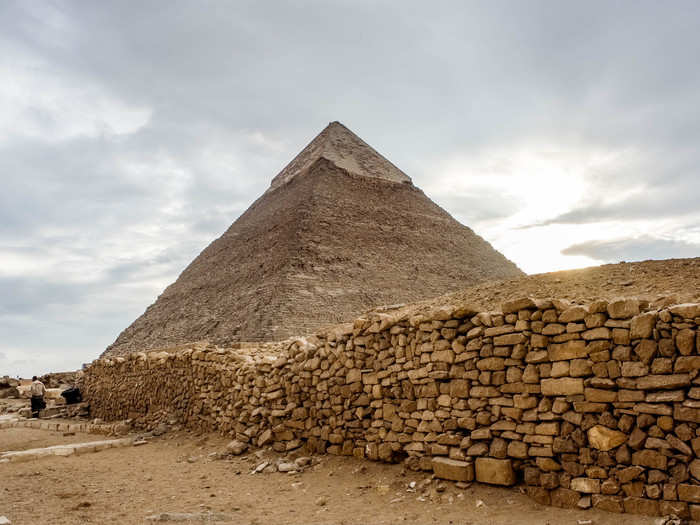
(1, 426), (659, 525)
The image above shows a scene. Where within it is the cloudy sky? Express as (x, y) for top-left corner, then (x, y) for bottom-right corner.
(2, 1), (699, 377)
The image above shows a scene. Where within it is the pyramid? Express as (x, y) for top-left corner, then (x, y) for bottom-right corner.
(103, 122), (523, 356)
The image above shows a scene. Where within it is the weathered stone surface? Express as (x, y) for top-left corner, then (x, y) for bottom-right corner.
(225, 440), (248, 455)
(541, 378), (584, 396)
(675, 356), (700, 372)
(630, 312), (657, 340)
(632, 450), (667, 470)
(676, 329), (696, 355)
(636, 374), (690, 390)
(587, 425), (627, 451)
(608, 299), (641, 319)
(592, 494), (623, 513)
(550, 488), (580, 508)
(502, 298), (536, 314)
(570, 477), (600, 494)
(670, 303), (700, 319)
(679, 484), (700, 503)
(432, 457), (474, 482)
(475, 458), (516, 486)
(622, 497), (659, 516)
(548, 340), (587, 361)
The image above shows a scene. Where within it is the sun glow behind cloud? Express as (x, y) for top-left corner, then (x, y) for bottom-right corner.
(422, 144), (654, 274)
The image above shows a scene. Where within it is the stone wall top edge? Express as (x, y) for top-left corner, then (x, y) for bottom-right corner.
(88, 298), (700, 368)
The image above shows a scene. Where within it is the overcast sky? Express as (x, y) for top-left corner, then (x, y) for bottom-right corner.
(2, 1), (699, 377)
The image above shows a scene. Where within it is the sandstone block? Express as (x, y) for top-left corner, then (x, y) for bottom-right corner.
(559, 306), (587, 323)
(660, 501), (689, 519)
(582, 327), (611, 340)
(669, 303), (700, 319)
(346, 369), (362, 383)
(675, 406), (700, 423)
(571, 477), (600, 494)
(541, 378), (584, 396)
(258, 429), (273, 447)
(507, 441), (528, 459)
(676, 329), (696, 355)
(592, 494), (623, 513)
(587, 425), (627, 451)
(548, 340), (587, 361)
(475, 457), (516, 486)
(679, 484), (700, 503)
(501, 298), (536, 314)
(584, 388), (616, 403)
(632, 450), (667, 470)
(622, 497), (660, 516)
(550, 488), (580, 508)
(630, 312), (657, 340)
(493, 333), (527, 346)
(608, 299), (640, 319)
(636, 374), (690, 390)
(477, 357), (505, 371)
(634, 339), (657, 364)
(675, 356), (700, 372)
(431, 457), (474, 482)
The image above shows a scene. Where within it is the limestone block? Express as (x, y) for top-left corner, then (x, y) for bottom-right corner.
(431, 457), (474, 482)
(669, 303), (700, 319)
(675, 356), (700, 372)
(475, 457), (516, 486)
(676, 329), (696, 355)
(548, 340), (587, 361)
(608, 299), (641, 319)
(630, 312), (657, 340)
(679, 484), (700, 503)
(501, 298), (536, 314)
(541, 378), (584, 396)
(636, 374), (689, 390)
(570, 477), (600, 493)
(587, 425), (627, 451)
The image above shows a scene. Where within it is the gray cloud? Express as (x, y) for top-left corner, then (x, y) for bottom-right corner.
(562, 236), (700, 263)
(1, 1), (700, 375)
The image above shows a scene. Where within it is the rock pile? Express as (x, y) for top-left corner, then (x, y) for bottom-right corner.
(84, 298), (700, 518)
(0, 377), (19, 399)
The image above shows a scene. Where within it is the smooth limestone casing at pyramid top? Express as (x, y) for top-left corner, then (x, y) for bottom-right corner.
(104, 122), (522, 357)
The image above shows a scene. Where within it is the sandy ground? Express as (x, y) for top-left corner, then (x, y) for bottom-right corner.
(0, 427), (98, 452)
(0, 426), (661, 525)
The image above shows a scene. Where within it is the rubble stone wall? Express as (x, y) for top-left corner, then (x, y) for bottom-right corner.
(83, 298), (700, 518)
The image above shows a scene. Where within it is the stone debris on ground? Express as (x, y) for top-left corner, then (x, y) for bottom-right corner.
(145, 511), (232, 522)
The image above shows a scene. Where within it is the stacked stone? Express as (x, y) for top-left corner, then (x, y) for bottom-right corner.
(82, 299), (700, 518)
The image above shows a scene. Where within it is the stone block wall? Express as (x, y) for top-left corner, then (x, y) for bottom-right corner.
(83, 298), (700, 518)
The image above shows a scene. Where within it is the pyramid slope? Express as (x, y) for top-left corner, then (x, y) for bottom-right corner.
(104, 125), (523, 357)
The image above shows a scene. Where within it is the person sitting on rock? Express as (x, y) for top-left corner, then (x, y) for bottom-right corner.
(30, 376), (46, 418)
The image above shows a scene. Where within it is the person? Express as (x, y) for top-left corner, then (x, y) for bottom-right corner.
(30, 376), (46, 418)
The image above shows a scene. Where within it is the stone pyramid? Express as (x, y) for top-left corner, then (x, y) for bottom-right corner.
(104, 122), (523, 356)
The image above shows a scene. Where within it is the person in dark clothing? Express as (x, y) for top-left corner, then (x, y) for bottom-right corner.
(30, 376), (46, 418)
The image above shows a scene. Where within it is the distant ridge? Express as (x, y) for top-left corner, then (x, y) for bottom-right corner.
(103, 122), (523, 356)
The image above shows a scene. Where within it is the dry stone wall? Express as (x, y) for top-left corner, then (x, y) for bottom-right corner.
(83, 298), (700, 519)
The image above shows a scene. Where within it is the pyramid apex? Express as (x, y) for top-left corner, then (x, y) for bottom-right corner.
(267, 122), (412, 193)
